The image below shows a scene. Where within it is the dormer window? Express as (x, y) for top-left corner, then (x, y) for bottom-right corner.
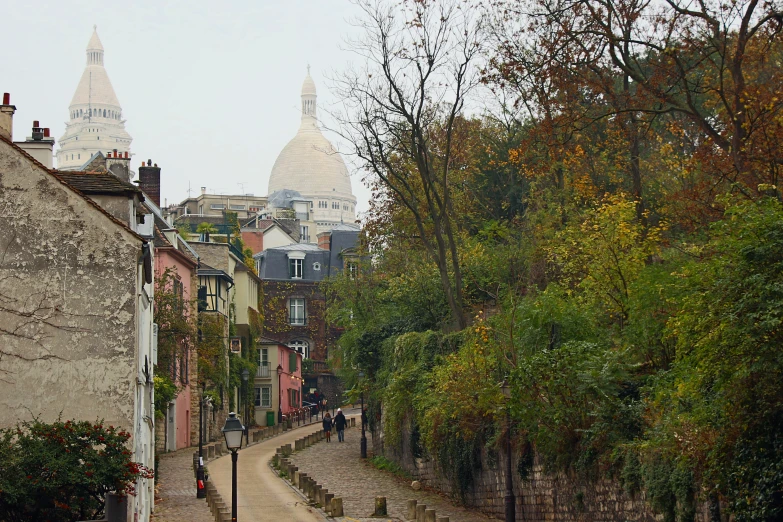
(290, 258), (303, 279)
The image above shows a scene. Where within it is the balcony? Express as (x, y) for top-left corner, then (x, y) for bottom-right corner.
(256, 363), (271, 378)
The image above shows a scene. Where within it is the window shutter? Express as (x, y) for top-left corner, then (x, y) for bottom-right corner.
(289, 352), (297, 373)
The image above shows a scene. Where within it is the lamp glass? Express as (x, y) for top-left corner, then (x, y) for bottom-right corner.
(242, 368), (249, 381)
(222, 412), (245, 449)
(500, 379), (511, 400)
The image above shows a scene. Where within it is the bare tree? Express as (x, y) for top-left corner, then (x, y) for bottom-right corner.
(333, 0), (483, 330)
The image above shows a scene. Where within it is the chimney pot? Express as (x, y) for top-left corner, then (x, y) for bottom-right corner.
(154, 163), (157, 167)
(147, 159), (152, 166)
(43, 128), (50, 138)
(114, 149), (118, 156)
(33, 120), (40, 128)
(124, 151), (128, 158)
(2, 93), (9, 105)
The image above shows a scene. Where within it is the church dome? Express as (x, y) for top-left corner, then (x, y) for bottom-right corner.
(268, 68), (356, 227)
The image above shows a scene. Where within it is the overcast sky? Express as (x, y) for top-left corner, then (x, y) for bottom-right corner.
(2, 0), (372, 213)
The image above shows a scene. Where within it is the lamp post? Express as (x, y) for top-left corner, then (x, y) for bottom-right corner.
(277, 363), (283, 423)
(222, 412), (245, 522)
(196, 382), (206, 498)
(358, 370), (367, 458)
(241, 368), (250, 446)
(501, 379), (515, 522)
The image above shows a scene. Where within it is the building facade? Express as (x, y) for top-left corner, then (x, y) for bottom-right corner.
(0, 112), (154, 521)
(253, 338), (302, 426)
(57, 27), (133, 170)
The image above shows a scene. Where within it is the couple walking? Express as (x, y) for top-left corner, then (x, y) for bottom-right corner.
(322, 408), (347, 442)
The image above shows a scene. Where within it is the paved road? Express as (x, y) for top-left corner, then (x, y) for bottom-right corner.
(152, 447), (213, 522)
(289, 424), (493, 522)
(208, 418), (337, 522)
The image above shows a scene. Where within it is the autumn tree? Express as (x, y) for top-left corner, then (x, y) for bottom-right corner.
(334, 0), (484, 329)
(488, 0), (783, 223)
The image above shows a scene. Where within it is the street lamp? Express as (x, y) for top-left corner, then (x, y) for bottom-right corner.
(222, 412), (245, 522)
(241, 368), (250, 446)
(196, 382), (207, 499)
(358, 370), (367, 459)
(501, 379), (515, 522)
(277, 363), (283, 423)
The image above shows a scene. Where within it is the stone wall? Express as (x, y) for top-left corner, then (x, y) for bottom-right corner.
(373, 422), (713, 522)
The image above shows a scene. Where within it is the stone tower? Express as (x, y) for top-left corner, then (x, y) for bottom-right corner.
(57, 26), (132, 170)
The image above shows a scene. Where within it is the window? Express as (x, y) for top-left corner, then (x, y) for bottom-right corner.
(210, 204), (226, 210)
(318, 201), (327, 209)
(257, 348), (270, 377)
(300, 225), (309, 243)
(312, 262), (321, 271)
(289, 298), (305, 325)
(347, 262), (358, 279)
(289, 351), (298, 373)
(229, 204), (246, 210)
(254, 386), (272, 408)
(289, 258), (303, 279)
(290, 340), (310, 359)
(332, 201), (339, 209)
(343, 204), (348, 211)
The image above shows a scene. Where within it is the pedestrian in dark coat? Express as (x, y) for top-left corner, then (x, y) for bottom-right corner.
(323, 412), (333, 442)
(334, 408), (347, 442)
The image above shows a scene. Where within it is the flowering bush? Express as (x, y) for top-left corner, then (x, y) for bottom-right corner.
(0, 418), (153, 521)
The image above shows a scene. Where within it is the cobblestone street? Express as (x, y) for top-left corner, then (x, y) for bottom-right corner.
(289, 430), (494, 522)
(152, 447), (213, 522)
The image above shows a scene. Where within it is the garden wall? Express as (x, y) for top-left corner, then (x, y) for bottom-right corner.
(372, 423), (713, 522)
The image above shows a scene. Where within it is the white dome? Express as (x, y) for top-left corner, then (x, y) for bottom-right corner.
(268, 121), (353, 197)
(268, 69), (356, 228)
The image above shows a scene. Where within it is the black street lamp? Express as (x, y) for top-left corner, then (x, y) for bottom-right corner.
(358, 370), (367, 459)
(501, 379), (516, 522)
(241, 368), (250, 446)
(196, 382), (206, 499)
(277, 364), (283, 423)
(222, 412), (245, 522)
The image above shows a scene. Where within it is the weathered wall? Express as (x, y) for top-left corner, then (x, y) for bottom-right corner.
(190, 241), (229, 272)
(0, 139), (140, 434)
(373, 420), (713, 522)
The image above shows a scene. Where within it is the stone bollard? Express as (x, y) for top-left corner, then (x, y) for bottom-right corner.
(351, 417), (356, 427)
(407, 500), (418, 520)
(416, 504), (428, 522)
(324, 493), (334, 514)
(374, 497), (388, 516)
(207, 445), (215, 459)
(319, 487), (328, 506)
(298, 473), (308, 491)
(437, 517), (450, 522)
(425, 509), (436, 522)
(313, 483), (322, 501)
(331, 497), (344, 517)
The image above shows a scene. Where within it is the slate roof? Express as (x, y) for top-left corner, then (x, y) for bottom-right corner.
(57, 171), (141, 196)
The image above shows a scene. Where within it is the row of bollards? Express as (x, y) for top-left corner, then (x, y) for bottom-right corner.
(408, 499), (449, 522)
(269, 417), (367, 518)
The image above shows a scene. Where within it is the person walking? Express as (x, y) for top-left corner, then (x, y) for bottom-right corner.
(334, 408), (347, 442)
(322, 412), (333, 442)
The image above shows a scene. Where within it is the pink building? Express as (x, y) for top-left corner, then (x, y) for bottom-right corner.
(153, 217), (199, 451)
(253, 338), (303, 426)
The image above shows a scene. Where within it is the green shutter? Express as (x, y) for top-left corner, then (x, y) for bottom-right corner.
(289, 352), (297, 373)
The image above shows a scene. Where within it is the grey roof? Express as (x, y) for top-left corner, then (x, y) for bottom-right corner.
(329, 223), (361, 231)
(268, 243), (327, 252)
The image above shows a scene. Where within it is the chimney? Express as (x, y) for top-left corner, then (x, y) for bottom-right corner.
(16, 119), (55, 169)
(138, 160), (161, 207)
(201, 186), (206, 195)
(0, 93), (16, 141)
(106, 148), (131, 182)
(317, 231), (332, 251)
